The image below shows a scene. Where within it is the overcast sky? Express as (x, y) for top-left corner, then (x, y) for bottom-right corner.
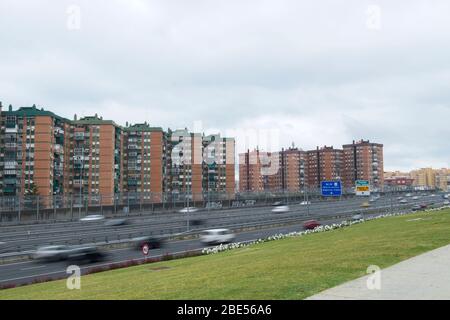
(1, 0), (449, 172)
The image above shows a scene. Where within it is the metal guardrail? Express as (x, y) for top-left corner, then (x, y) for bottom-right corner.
(1, 196), (444, 255)
(1, 188), (437, 225)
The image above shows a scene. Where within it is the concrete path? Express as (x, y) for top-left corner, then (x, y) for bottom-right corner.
(307, 244), (450, 300)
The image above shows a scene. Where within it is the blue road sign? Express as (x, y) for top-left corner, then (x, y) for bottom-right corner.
(321, 181), (342, 197)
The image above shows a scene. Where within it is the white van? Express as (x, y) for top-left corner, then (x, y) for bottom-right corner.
(200, 229), (235, 246)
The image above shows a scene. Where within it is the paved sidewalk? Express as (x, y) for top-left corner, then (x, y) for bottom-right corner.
(307, 244), (450, 300)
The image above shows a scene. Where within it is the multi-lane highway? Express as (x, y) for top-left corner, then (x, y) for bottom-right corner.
(0, 192), (446, 288)
(0, 213), (385, 288)
(0, 193), (442, 254)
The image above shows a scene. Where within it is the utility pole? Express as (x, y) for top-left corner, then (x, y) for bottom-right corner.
(79, 145), (84, 218)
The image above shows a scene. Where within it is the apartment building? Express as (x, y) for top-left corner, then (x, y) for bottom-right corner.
(66, 114), (123, 204)
(0, 105), (69, 202)
(165, 129), (203, 201)
(407, 168), (449, 191)
(239, 147), (308, 193)
(263, 147), (307, 192)
(342, 140), (384, 190)
(280, 148), (308, 192)
(435, 169), (450, 191)
(306, 146), (343, 190)
(202, 134), (235, 197)
(238, 149), (264, 193)
(410, 168), (436, 189)
(122, 123), (166, 202)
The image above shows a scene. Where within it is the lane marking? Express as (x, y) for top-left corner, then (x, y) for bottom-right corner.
(20, 265), (47, 271)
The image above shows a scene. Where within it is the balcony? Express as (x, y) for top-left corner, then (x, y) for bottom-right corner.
(5, 125), (18, 133)
(127, 165), (141, 171)
(5, 143), (17, 149)
(3, 178), (17, 185)
(54, 144), (63, 154)
(74, 132), (86, 141)
(4, 161), (18, 170)
(54, 127), (65, 135)
(3, 186), (16, 194)
(128, 179), (138, 186)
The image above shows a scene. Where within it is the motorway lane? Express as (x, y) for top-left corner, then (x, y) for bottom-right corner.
(0, 194), (442, 254)
(0, 214), (375, 288)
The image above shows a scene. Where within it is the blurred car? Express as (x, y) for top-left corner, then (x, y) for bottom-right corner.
(179, 207), (198, 213)
(420, 203), (428, 209)
(412, 205), (421, 211)
(412, 196), (419, 200)
(300, 201), (311, 205)
(104, 218), (129, 227)
(303, 220), (321, 230)
(444, 200), (450, 206)
(399, 199), (408, 204)
(190, 219), (205, 227)
(33, 245), (71, 262)
(360, 202), (371, 208)
(272, 201), (284, 206)
(431, 194), (436, 197)
(271, 205), (290, 213)
(369, 197), (377, 203)
(200, 229), (235, 246)
(397, 197), (404, 201)
(351, 214), (363, 221)
(133, 236), (165, 250)
(80, 215), (105, 222)
(66, 246), (107, 263)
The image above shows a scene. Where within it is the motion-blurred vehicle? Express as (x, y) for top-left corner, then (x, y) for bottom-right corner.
(420, 203), (428, 209)
(360, 202), (371, 208)
(351, 214), (363, 221)
(191, 219), (205, 227)
(200, 229), (235, 245)
(397, 197), (404, 201)
(444, 200), (450, 206)
(32, 245), (71, 262)
(80, 215), (105, 222)
(412, 196), (419, 200)
(303, 220), (321, 230)
(399, 199), (408, 204)
(271, 205), (290, 213)
(272, 201), (284, 206)
(133, 236), (165, 250)
(430, 194), (436, 197)
(300, 201), (311, 205)
(179, 207), (198, 213)
(369, 197), (377, 203)
(104, 218), (129, 227)
(405, 193), (412, 197)
(412, 205), (421, 211)
(67, 246), (107, 263)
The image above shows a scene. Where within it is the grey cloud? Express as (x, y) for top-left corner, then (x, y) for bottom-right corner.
(1, 0), (450, 172)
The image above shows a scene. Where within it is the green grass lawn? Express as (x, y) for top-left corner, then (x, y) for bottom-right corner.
(2, 209), (450, 300)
